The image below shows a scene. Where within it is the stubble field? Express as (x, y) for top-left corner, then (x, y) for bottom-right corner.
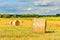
(0, 17), (60, 40)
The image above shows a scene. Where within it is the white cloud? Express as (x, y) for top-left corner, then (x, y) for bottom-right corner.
(34, 0), (53, 6)
(0, 0), (59, 15)
(27, 8), (33, 11)
(22, 8), (33, 11)
(16, 0), (39, 2)
(40, 7), (59, 13)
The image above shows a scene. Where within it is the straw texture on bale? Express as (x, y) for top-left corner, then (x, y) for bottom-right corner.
(32, 18), (46, 33)
(9, 21), (13, 25)
(12, 20), (20, 26)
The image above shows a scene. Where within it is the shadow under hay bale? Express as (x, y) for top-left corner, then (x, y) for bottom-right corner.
(12, 20), (20, 26)
(45, 31), (55, 33)
(32, 18), (46, 34)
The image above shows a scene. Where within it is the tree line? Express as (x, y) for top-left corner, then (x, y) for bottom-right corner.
(0, 14), (60, 18)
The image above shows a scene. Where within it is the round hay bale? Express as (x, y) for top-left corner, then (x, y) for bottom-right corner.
(12, 20), (20, 26)
(32, 18), (46, 33)
(9, 21), (13, 25)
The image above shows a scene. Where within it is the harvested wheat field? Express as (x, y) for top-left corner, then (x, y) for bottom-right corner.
(0, 17), (60, 40)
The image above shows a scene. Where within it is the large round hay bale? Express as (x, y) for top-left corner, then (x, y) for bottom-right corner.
(12, 20), (20, 26)
(9, 21), (13, 25)
(32, 18), (46, 33)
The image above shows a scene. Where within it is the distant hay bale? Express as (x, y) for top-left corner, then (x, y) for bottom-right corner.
(32, 18), (46, 33)
(12, 20), (20, 26)
(9, 21), (13, 25)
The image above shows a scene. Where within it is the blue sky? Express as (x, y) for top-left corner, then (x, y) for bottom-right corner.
(0, 0), (60, 15)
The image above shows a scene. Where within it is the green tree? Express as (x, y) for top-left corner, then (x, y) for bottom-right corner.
(0, 14), (2, 18)
(2, 14), (10, 18)
(11, 14), (17, 18)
